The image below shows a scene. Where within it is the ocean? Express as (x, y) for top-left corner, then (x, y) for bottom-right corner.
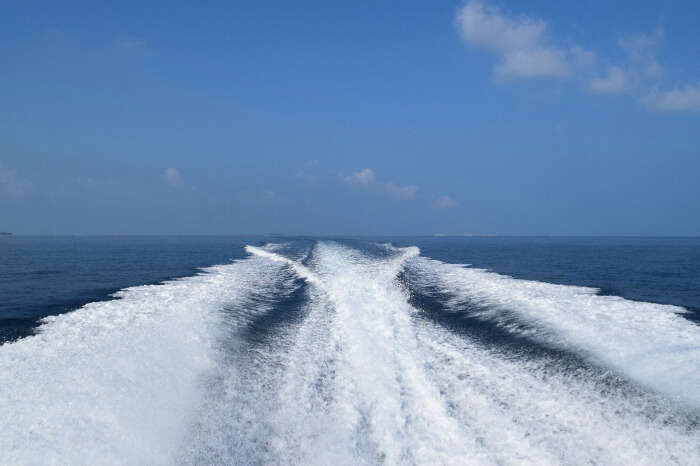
(1, 235), (699, 464)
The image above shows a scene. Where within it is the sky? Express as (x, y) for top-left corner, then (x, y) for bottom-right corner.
(2, 0), (699, 235)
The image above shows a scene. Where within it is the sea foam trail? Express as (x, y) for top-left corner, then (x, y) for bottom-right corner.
(407, 256), (700, 408)
(8, 241), (694, 465)
(309, 242), (475, 465)
(412, 319), (700, 465)
(246, 242), (700, 465)
(248, 242), (477, 464)
(245, 245), (319, 284)
(179, 259), (307, 465)
(0, 255), (286, 465)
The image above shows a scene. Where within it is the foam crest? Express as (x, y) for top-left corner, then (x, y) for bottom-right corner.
(246, 245), (319, 284)
(7, 240), (697, 465)
(408, 256), (700, 407)
(309, 242), (472, 464)
(244, 241), (699, 464)
(234, 242), (474, 463)
(0, 255), (285, 465)
(413, 318), (700, 465)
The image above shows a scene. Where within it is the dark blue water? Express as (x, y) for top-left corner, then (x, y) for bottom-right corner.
(0, 236), (266, 342)
(397, 236), (700, 319)
(2, 235), (698, 344)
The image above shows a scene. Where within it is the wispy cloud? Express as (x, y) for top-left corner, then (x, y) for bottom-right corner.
(457, 1), (591, 80)
(589, 66), (630, 94)
(162, 167), (182, 187)
(571, 45), (597, 68)
(434, 195), (457, 209)
(641, 83), (700, 112)
(384, 182), (419, 200)
(618, 29), (663, 77)
(344, 168), (418, 200)
(345, 168), (376, 187)
(458, 2), (699, 113)
(294, 160), (320, 185)
(0, 165), (25, 198)
(587, 29), (663, 96)
(295, 170), (317, 185)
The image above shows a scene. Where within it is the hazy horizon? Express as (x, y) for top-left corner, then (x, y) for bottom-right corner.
(4, 233), (700, 239)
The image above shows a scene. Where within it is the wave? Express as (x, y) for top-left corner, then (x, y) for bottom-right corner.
(218, 242), (699, 464)
(2, 241), (698, 465)
(246, 245), (319, 284)
(406, 256), (700, 408)
(0, 255), (288, 465)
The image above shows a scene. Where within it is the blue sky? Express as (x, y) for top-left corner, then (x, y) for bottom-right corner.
(2, 0), (699, 235)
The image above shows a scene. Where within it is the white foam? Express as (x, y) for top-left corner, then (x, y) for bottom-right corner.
(0, 255), (285, 465)
(408, 256), (700, 408)
(186, 242), (449, 464)
(413, 319), (700, 465)
(246, 245), (320, 284)
(5, 242), (698, 465)
(307, 242), (472, 464)
(179, 258), (304, 465)
(240, 242), (699, 465)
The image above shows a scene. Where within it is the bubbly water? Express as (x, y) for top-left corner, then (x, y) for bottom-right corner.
(1, 236), (698, 465)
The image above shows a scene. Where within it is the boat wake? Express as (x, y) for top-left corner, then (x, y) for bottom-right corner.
(1, 241), (698, 465)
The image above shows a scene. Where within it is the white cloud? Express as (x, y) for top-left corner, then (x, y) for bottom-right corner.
(384, 182), (419, 200)
(163, 167), (182, 187)
(434, 195), (457, 209)
(0, 165), (24, 198)
(618, 29), (663, 63)
(589, 66), (630, 94)
(344, 168), (418, 200)
(457, 3), (700, 113)
(344, 167), (375, 186)
(458, 1), (700, 114)
(615, 29), (700, 112)
(642, 61), (663, 79)
(458, 1), (545, 53)
(571, 45), (597, 68)
(457, 1), (584, 80)
(495, 48), (571, 80)
(640, 83), (700, 112)
(586, 30), (664, 96)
